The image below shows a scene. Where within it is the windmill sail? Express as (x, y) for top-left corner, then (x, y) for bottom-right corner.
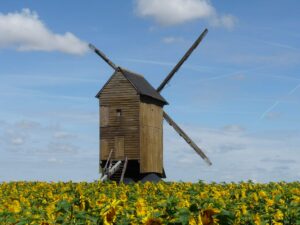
(157, 29), (212, 166)
(89, 44), (117, 70)
(90, 30), (212, 167)
(163, 112), (212, 165)
(156, 28), (208, 93)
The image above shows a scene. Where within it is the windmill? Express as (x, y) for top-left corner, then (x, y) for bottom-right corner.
(90, 28), (212, 183)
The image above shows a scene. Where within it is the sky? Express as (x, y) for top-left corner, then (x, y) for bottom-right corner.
(0, 0), (299, 183)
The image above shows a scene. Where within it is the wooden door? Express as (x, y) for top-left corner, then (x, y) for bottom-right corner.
(114, 136), (124, 159)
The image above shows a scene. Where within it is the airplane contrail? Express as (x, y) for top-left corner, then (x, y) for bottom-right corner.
(119, 57), (300, 119)
(260, 101), (280, 120)
(260, 83), (300, 119)
(117, 58), (214, 73)
(288, 83), (300, 95)
(119, 57), (269, 81)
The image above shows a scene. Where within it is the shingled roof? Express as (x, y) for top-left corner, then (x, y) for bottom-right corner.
(95, 67), (168, 105)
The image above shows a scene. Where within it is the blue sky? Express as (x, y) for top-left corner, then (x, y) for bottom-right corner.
(0, 0), (299, 182)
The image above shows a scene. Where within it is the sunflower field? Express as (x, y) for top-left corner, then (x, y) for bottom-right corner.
(0, 181), (299, 225)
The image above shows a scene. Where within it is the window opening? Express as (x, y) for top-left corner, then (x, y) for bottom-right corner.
(116, 109), (122, 117)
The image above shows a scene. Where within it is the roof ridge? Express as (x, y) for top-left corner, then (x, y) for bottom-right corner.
(118, 67), (140, 95)
(96, 68), (168, 105)
(119, 67), (144, 78)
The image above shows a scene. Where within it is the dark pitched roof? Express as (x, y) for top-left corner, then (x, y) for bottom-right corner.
(96, 67), (168, 105)
(120, 68), (168, 105)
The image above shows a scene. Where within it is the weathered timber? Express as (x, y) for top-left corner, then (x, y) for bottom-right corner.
(99, 71), (140, 160)
(140, 102), (163, 173)
(91, 28), (213, 182)
(163, 111), (212, 166)
(155, 28), (212, 166)
(120, 157), (128, 183)
(100, 160), (122, 181)
(89, 44), (117, 70)
(115, 136), (125, 158)
(156, 28), (208, 93)
(103, 149), (113, 173)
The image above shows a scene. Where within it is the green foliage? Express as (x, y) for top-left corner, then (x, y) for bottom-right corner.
(0, 181), (299, 224)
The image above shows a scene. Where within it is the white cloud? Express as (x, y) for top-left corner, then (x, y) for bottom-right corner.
(164, 123), (300, 182)
(47, 157), (63, 164)
(15, 120), (40, 129)
(53, 131), (75, 139)
(47, 142), (78, 154)
(162, 36), (184, 44)
(135, 0), (236, 28)
(11, 137), (24, 146)
(222, 124), (245, 133)
(0, 119), (79, 153)
(0, 8), (88, 55)
(210, 14), (236, 29)
(1, 118), (299, 182)
(0, 119), (99, 181)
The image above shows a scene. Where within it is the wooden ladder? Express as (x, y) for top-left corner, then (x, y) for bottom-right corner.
(100, 150), (128, 183)
(120, 157), (128, 183)
(109, 157), (128, 183)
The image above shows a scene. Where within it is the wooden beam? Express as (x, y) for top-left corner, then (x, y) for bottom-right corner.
(108, 161), (122, 177)
(89, 43), (117, 70)
(120, 157), (128, 183)
(156, 29), (208, 93)
(104, 149), (114, 172)
(163, 111), (212, 166)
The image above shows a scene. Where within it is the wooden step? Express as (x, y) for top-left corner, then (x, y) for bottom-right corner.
(109, 157), (128, 183)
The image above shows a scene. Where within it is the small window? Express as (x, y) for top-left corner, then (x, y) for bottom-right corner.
(116, 109), (122, 117)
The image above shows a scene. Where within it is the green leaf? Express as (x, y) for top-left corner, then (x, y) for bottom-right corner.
(116, 217), (131, 225)
(15, 220), (29, 225)
(56, 200), (71, 213)
(216, 210), (235, 225)
(175, 208), (190, 225)
(189, 203), (199, 213)
(74, 211), (86, 220)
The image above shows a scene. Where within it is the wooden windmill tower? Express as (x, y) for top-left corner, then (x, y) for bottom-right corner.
(90, 28), (212, 182)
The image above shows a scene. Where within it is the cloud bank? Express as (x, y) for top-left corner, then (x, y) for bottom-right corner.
(0, 9), (88, 55)
(0, 119), (99, 181)
(1, 117), (299, 182)
(164, 123), (300, 182)
(135, 0), (236, 28)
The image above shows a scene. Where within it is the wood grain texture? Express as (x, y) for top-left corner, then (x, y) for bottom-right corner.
(140, 102), (163, 173)
(99, 71), (140, 160)
(114, 136), (125, 159)
(100, 106), (109, 127)
(100, 139), (109, 159)
(99, 70), (164, 175)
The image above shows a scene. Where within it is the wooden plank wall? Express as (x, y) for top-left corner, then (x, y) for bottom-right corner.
(99, 71), (140, 160)
(114, 136), (125, 158)
(140, 102), (163, 174)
